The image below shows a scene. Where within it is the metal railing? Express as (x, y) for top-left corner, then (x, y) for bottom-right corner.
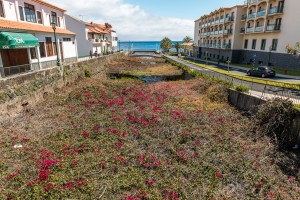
(255, 26), (264, 32)
(269, 7), (284, 14)
(257, 10), (266, 17)
(246, 27), (255, 33)
(248, 13), (256, 19)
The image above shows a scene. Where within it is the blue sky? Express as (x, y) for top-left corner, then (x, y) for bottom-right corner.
(50, 0), (244, 41)
(125, 0), (243, 19)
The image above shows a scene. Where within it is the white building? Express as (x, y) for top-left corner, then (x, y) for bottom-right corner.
(0, 0), (78, 77)
(65, 14), (118, 58)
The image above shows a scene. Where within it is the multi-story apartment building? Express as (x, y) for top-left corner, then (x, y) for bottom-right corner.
(0, 0), (78, 77)
(194, 0), (300, 69)
(65, 14), (118, 57)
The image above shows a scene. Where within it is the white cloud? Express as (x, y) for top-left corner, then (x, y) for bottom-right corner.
(48, 0), (194, 41)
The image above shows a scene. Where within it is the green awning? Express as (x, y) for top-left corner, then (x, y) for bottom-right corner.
(0, 32), (39, 49)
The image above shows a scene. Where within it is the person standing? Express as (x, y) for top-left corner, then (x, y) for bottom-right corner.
(89, 50), (93, 58)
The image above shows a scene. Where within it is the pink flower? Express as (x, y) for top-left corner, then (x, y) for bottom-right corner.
(63, 181), (74, 189)
(116, 142), (123, 149)
(194, 140), (201, 147)
(44, 183), (54, 192)
(39, 169), (51, 181)
(121, 132), (127, 138)
(82, 131), (89, 138)
(215, 173), (222, 179)
(138, 154), (146, 165)
(146, 179), (155, 185)
(41, 160), (57, 169)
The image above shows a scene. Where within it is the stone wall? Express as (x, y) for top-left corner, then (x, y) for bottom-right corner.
(0, 53), (124, 122)
(228, 89), (300, 142)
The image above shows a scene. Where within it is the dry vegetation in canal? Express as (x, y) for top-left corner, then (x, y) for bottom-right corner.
(0, 57), (299, 199)
(108, 57), (182, 77)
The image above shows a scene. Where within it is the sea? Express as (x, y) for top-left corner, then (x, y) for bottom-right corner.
(119, 41), (183, 51)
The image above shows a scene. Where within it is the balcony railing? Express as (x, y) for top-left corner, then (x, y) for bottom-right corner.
(266, 24), (281, 31)
(219, 30), (224, 34)
(246, 27), (254, 33)
(255, 26), (264, 32)
(257, 10), (266, 17)
(240, 28), (245, 33)
(269, 7), (284, 14)
(241, 15), (247, 20)
(248, 13), (256, 19)
(223, 29), (233, 35)
(222, 43), (231, 49)
(220, 18), (224, 23)
(225, 16), (234, 22)
(214, 31), (219, 35)
(215, 20), (220, 24)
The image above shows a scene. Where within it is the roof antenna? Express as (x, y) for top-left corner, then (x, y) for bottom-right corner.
(79, 15), (86, 21)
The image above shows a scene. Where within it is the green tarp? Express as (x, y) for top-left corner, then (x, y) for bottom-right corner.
(0, 32), (39, 49)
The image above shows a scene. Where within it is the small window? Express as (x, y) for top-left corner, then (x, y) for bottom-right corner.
(261, 39), (266, 50)
(37, 11), (42, 24)
(51, 11), (57, 25)
(39, 42), (46, 58)
(30, 48), (37, 59)
(252, 39), (257, 50)
(57, 17), (61, 27)
(244, 39), (248, 49)
(19, 6), (24, 21)
(0, 1), (5, 17)
(24, 3), (36, 23)
(63, 38), (71, 41)
(271, 39), (278, 51)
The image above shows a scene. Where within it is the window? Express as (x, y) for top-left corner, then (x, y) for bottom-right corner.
(244, 39), (248, 49)
(63, 38), (71, 41)
(24, 3), (36, 23)
(19, 6), (24, 21)
(45, 37), (54, 56)
(37, 11), (42, 24)
(271, 39), (278, 51)
(57, 17), (61, 27)
(53, 42), (57, 55)
(0, 1), (5, 17)
(252, 39), (257, 50)
(39, 42), (46, 58)
(261, 39), (266, 50)
(30, 48), (37, 59)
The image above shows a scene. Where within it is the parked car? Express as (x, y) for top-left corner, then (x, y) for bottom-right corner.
(247, 66), (276, 78)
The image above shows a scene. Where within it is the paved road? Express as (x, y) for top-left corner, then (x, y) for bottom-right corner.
(184, 57), (300, 83)
(166, 55), (300, 104)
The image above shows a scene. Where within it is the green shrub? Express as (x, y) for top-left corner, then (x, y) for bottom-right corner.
(254, 98), (297, 148)
(84, 69), (92, 78)
(234, 85), (249, 93)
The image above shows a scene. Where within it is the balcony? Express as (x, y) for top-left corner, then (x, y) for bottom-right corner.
(241, 14), (247, 20)
(248, 0), (258, 5)
(214, 31), (219, 35)
(266, 24), (281, 32)
(220, 18), (224, 23)
(248, 13), (256, 19)
(240, 28), (246, 33)
(223, 29), (233, 35)
(255, 26), (264, 32)
(268, 7), (284, 15)
(211, 21), (215, 25)
(246, 27), (254, 33)
(257, 10), (266, 17)
(219, 30), (224, 34)
(215, 20), (220, 24)
(89, 38), (101, 43)
(222, 43), (231, 49)
(225, 16), (234, 22)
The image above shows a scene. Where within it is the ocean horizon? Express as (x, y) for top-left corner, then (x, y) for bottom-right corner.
(119, 41), (183, 51)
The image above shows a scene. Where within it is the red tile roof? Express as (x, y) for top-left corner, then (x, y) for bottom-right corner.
(0, 19), (75, 35)
(32, 0), (66, 12)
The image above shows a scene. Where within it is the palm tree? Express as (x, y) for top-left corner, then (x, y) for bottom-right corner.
(160, 37), (172, 52)
(173, 42), (182, 55)
(183, 36), (193, 43)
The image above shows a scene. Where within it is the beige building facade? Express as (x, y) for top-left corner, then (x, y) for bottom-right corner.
(194, 0), (300, 69)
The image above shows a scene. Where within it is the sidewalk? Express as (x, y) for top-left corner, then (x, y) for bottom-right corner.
(185, 56), (300, 80)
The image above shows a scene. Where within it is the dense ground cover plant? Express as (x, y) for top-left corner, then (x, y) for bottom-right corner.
(0, 58), (299, 199)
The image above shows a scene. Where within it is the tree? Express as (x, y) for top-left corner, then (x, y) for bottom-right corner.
(183, 36), (193, 43)
(173, 42), (182, 55)
(160, 37), (172, 52)
(286, 42), (300, 56)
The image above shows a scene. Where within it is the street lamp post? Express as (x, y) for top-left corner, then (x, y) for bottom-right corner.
(51, 18), (61, 67)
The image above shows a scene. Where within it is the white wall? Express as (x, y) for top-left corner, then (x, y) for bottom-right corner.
(65, 15), (93, 57)
(62, 41), (77, 58)
(2, 0), (65, 28)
